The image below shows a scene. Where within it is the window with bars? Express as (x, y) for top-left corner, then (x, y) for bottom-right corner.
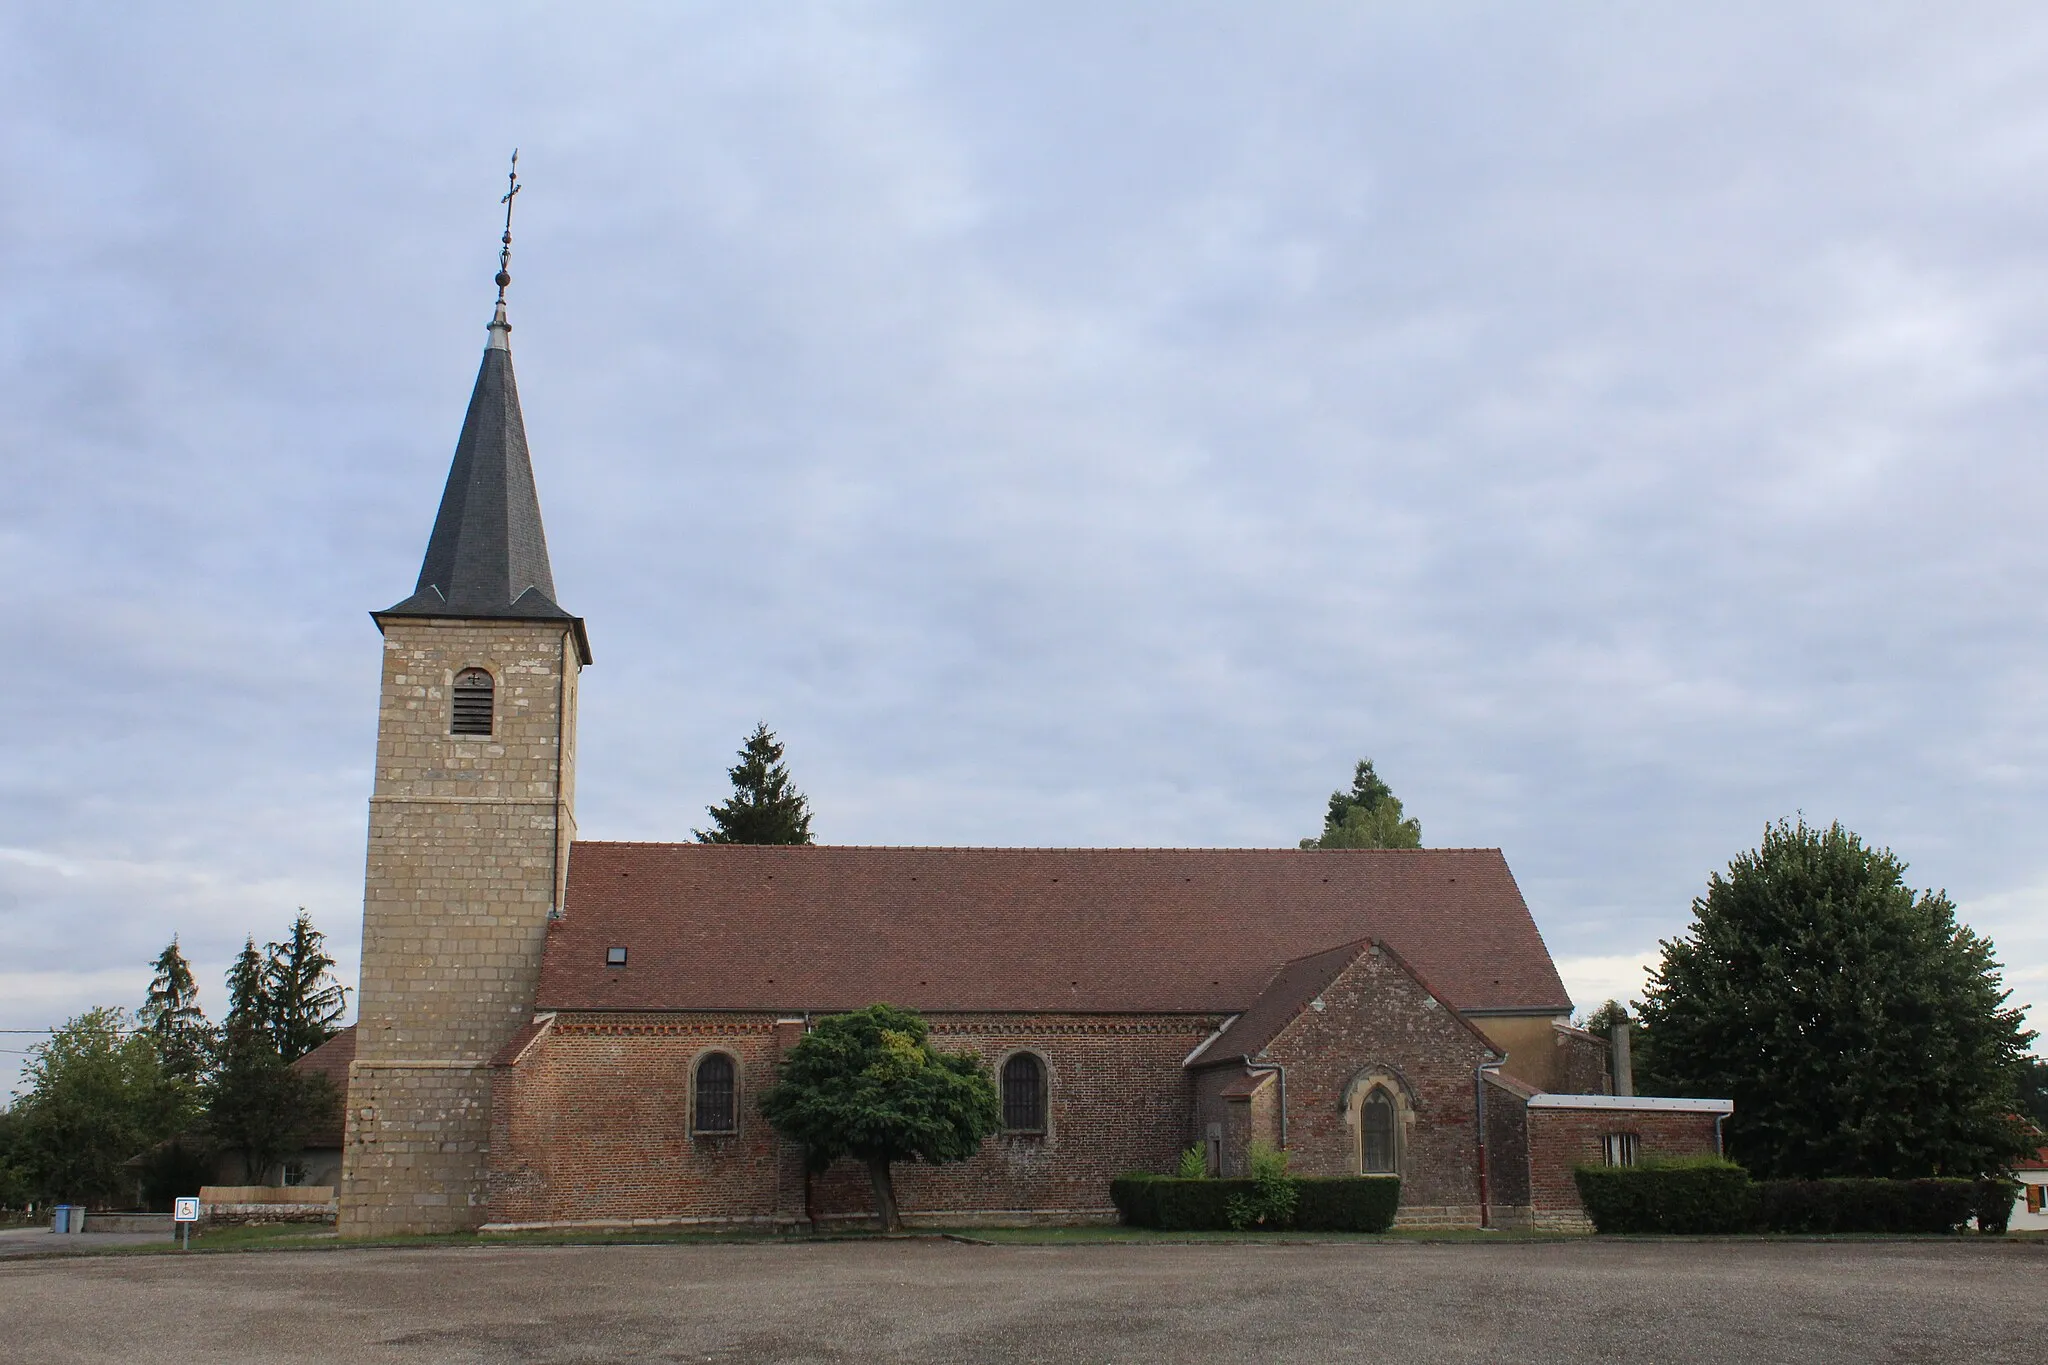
(451, 668), (494, 736)
(1602, 1133), (1640, 1167)
(1360, 1087), (1398, 1173)
(693, 1053), (736, 1134)
(1001, 1053), (1046, 1133)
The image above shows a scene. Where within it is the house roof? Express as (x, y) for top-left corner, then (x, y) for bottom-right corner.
(290, 1026), (355, 1150)
(537, 843), (1572, 1017)
(1186, 939), (1371, 1067)
(378, 306), (590, 662)
(1187, 937), (1505, 1068)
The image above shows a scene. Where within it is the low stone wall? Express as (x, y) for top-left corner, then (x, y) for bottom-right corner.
(200, 1185), (337, 1228)
(80, 1212), (175, 1235)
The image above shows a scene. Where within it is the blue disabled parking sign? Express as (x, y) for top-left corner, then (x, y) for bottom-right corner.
(173, 1197), (199, 1249)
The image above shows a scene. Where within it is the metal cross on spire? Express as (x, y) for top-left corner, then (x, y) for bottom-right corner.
(495, 149), (521, 304)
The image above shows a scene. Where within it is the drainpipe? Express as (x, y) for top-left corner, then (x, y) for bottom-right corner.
(1714, 1112), (1726, 1159)
(1241, 1056), (1287, 1152)
(1474, 1056), (1507, 1229)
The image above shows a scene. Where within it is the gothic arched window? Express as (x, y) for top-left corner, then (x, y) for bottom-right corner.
(1360, 1086), (1398, 1174)
(1001, 1053), (1047, 1133)
(693, 1053), (737, 1134)
(451, 668), (494, 736)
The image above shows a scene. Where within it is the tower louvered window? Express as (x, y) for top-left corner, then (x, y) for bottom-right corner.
(1001, 1053), (1046, 1132)
(694, 1053), (736, 1134)
(451, 668), (494, 736)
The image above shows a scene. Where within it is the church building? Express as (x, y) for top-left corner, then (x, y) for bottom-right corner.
(337, 241), (1729, 1237)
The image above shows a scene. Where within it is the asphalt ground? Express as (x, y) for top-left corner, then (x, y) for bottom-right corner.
(2, 1238), (2042, 1364)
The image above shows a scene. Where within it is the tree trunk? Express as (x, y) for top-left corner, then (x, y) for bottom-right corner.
(865, 1154), (901, 1232)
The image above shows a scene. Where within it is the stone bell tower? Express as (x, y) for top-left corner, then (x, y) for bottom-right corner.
(340, 169), (590, 1235)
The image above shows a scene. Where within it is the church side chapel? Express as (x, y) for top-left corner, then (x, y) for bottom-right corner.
(338, 181), (1731, 1236)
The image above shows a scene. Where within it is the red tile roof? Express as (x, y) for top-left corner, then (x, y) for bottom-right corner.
(289, 1026), (355, 1149)
(538, 844), (1572, 1017)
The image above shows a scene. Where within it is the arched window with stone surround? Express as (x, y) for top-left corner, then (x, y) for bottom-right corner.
(693, 1052), (737, 1134)
(1001, 1052), (1047, 1133)
(1360, 1086), (1399, 1173)
(451, 668), (494, 736)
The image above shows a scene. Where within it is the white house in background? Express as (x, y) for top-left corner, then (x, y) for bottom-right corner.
(2013, 1143), (2048, 1233)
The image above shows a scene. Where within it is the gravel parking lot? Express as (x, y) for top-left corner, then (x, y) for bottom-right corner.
(2, 1237), (2043, 1364)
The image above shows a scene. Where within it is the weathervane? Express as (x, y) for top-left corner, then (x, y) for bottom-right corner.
(495, 149), (521, 304)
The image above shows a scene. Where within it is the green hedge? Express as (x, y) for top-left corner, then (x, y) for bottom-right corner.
(1110, 1173), (1400, 1232)
(1292, 1176), (1401, 1232)
(1574, 1159), (1753, 1234)
(1575, 1164), (2010, 1235)
(1755, 1178), (1977, 1234)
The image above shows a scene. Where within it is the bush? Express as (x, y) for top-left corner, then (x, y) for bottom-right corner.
(1293, 1176), (1401, 1233)
(1111, 1170), (1400, 1232)
(1973, 1177), (2018, 1235)
(1574, 1158), (1754, 1234)
(1754, 1178), (1976, 1234)
(1224, 1141), (1300, 1230)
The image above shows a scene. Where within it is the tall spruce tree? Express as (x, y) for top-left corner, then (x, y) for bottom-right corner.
(206, 935), (333, 1183)
(695, 723), (815, 845)
(140, 936), (212, 1083)
(1301, 758), (1422, 849)
(1640, 818), (2036, 1179)
(262, 911), (348, 1063)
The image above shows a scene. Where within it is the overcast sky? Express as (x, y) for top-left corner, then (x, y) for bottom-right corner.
(6, 5), (2047, 1092)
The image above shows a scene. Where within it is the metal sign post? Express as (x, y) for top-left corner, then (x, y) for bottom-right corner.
(173, 1196), (199, 1250)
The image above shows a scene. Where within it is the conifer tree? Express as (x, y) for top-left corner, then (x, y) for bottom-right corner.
(695, 723), (815, 845)
(1640, 818), (2036, 1179)
(1301, 758), (1422, 849)
(222, 937), (267, 1047)
(262, 911), (348, 1063)
(206, 935), (334, 1183)
(139, 936), (212, 1083)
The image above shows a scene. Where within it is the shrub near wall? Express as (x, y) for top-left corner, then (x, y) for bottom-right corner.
(1109, 1173), (1400, 1232)
(1755, 1179), (1977, 1234)
(1292, 1177), (1401, 1233)
(1574, 1159), (1753, 1235)
(1576, 1165), (2008, 1235)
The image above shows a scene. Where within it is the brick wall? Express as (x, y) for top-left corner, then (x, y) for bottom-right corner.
(1256, 945), (1495, 1218)
(487, 1011), (1218, 1229)
(1482, 1074), (1531, 1214)
(1548, 1025), (1613, 1095)
(343, 618), (580, 1237)
(1526, 1105), (1723, 1230)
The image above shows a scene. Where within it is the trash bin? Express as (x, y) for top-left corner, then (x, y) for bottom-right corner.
(67, 1205), (87, 1233)
(52, 1205), (71, 1234)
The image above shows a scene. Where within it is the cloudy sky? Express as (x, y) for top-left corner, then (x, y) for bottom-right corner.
(6, 5), (2046, 1090)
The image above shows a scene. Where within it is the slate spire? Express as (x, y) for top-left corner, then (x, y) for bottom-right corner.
(381, 156), (589, 661)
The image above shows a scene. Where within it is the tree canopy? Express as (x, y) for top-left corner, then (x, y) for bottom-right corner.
(759, 1004), (999, 1230)
(140, 936), (211, 1084)
(8, 1008), (195, 1205)
(209, 929), (339, 1180)
(695, 723), (815, 845)
(262, 911), (348, 1063)
(1639, 818), (2036, 1179)
(1301, 758), (1422, 849)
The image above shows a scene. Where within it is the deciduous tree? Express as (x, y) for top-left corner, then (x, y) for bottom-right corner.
(1640, 818), (2036, 1179)
(759, 1004), (998, 1230)
(9, 1008), (193, 1205)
